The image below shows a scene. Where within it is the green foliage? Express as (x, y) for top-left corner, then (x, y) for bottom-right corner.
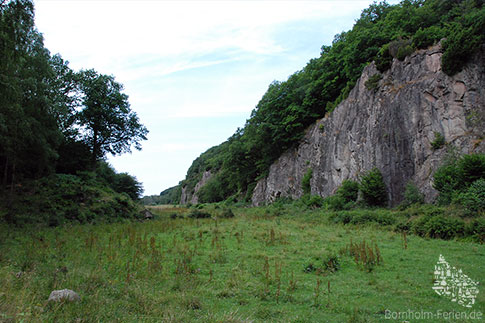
(142, 186), (181, 205)
(330, 209), (395, 226)
(76, 69), (148, 166)
(433, 153), (485, 205)
(424, 215), (465, 240)
(359, 168), (388, 207)
(375, 44), (393, 72)
(430, 132), (445, 150)
(1, 173), (140, 226)
(396, 44), (414, 61)
(456, 179), (485, 216)
(322, 253), (341, 273)
(302, 195), (325, 209)
(412, 25), (445, 49)
(364, 73), (382, 92)
(441, 5), (485, 75)
(465, 217), (485, 243)
(187, 209), (211, 219)
(337, 179), (360, 203)
(301, 168), (313, 195)
(0, 0), (147, 225)
(402, 181), (425, 207)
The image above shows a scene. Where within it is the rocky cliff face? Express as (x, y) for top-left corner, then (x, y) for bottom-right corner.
(180, 170), (212, 205)
(252, 44), (485, 206)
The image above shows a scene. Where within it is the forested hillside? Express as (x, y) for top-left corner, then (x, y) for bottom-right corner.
(177, 0), (485, 204)
(0, 0), (148, 225)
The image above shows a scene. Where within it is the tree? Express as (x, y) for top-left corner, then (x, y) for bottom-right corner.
(76, 69), (148, 166)
(359, 168), (388, 207)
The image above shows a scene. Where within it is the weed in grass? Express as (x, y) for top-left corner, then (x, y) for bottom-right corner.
(340, 239), (382, 272)
(313, 278), (321, 307)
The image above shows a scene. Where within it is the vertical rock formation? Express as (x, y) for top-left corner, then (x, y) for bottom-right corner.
(252, 44), (485, 206)
(180, 170), (212, 204)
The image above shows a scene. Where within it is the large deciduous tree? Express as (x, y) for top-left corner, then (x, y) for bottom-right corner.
(76, 69), (148, 166)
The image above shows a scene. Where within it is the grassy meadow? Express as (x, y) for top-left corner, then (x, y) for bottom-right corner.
(0, 205), (483, 322)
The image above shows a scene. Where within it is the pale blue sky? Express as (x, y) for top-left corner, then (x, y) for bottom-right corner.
(34, 0), (400, 196)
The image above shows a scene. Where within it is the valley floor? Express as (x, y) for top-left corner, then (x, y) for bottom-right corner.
(0, 206), (483, 322)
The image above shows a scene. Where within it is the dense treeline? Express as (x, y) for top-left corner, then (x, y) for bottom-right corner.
(180, 0), (485, 203)
(0, 0), (148, 225)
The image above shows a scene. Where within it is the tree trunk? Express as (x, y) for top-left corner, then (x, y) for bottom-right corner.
(92, 128), (99, 170)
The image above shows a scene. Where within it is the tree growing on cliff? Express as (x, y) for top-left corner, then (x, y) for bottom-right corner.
(76, 69), (148, 167)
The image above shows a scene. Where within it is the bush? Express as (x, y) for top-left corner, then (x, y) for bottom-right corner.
(459, 154), (485, 186)
(324, 195), (347, 211)
(303, 195), (325, 208)
(402, 182), (425, 207)
(433, 153), (485, 205)
(430, 132), (445, 150)
(424, 216), (465, 240)
(350, 210), (395, 226)
(396, 44), (414, 61)
(188, 209), (212, 219)
(337, 180), (360, 203)
(465, 218), (485, 243)
(302, 168), (313, 195)
(375, 43), (393, 73)
(412, 26), (445, 49)
(359, 168), (388, 207)
(456, 179), (485, 216)
(364, 73), (382, 92)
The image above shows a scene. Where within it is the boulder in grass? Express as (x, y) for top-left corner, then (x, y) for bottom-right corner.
(140, 209), (154, 220)
(48, 289), (80, 302)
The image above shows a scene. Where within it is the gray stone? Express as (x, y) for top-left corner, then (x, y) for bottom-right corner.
(140, 209), (154, 220)
(252, 44), (485, 206)
(48, 289), (80, 302)
(180, 170), (213, 204)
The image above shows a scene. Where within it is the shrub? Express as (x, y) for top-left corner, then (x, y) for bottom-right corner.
(330, 211), (353, 224)
(337, 180), (359, 203)
(430, 132), (445, 150)
(365, 73), (382, 92)
(424, 216), (465, 240)
(396, 44), (414, 61)
(375, 43), (393, 72)
(465, 218), (485, 243)
(402, 182), (425, 207)
(412, 26), (445, 49)
(324, 195), (347, 211)
(303, 195), (325, 208)
(456, 179), (485, 216)
(458, 154), (485, 186)
(433, 153), (485, 205)
(188, 210), (211, 219)
(302, 168), (313, 195)
(359, 168), (388, 207)
(350, 210), (395, 226)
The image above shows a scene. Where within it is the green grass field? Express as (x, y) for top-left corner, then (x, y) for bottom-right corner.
(0, 205), (483, 322)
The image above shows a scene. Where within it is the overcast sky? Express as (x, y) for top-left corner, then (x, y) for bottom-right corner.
(34, 0), (400, 196)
